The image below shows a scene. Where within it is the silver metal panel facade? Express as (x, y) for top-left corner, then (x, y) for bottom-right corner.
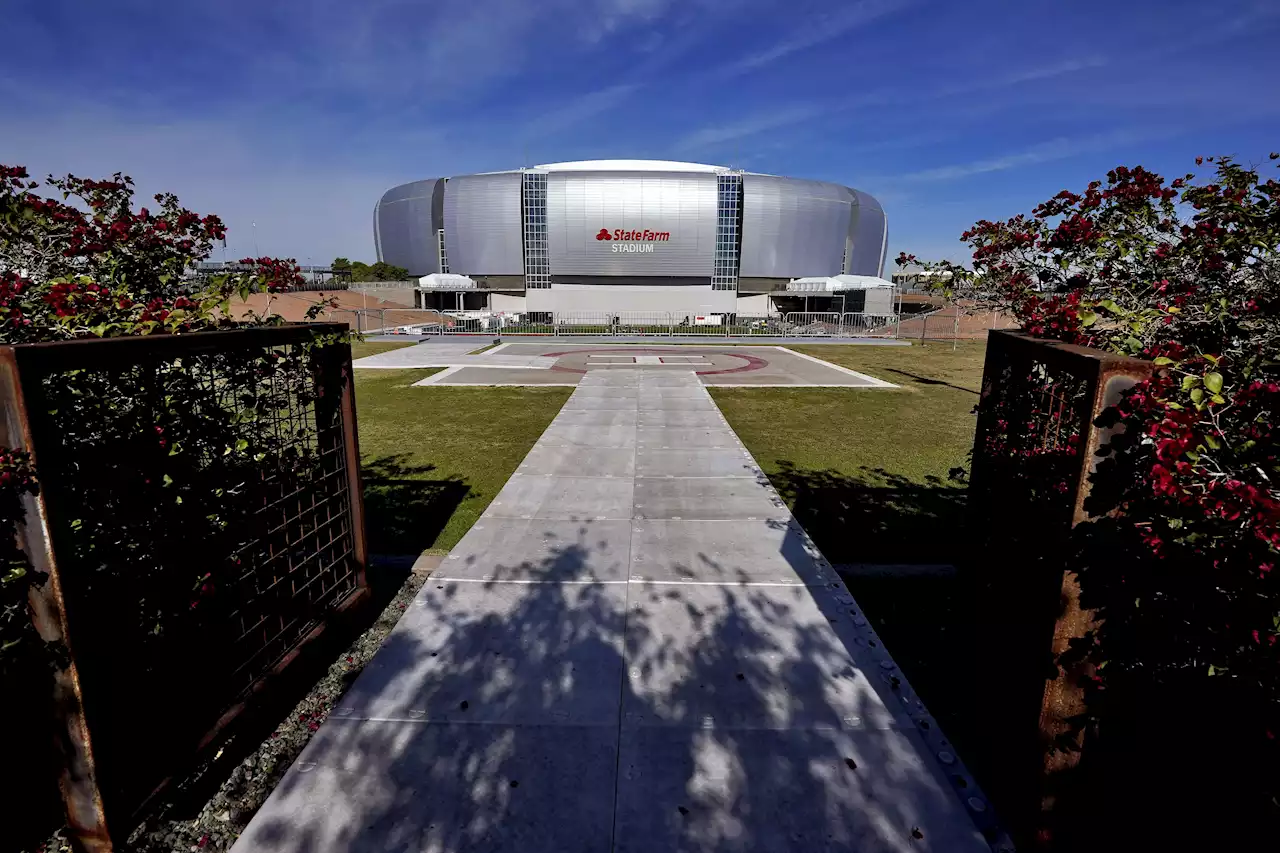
(443, 173), (524, 275)
(848, 189), (889, 278)
(546, 171), (717, 278)
(375, 164), (887, 282)
(738, 176), (853, 279)
(374, 178), (442, 276)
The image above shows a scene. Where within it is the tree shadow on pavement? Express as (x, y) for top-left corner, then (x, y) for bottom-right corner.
(763, 462), (989, 807)
(361, 454), (471, 556)
(232, 518), (997, 853)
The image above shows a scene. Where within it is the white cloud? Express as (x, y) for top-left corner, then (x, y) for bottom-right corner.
(522, 84), (644, 139)
(996, 56), (1109, 86)
(714, 0), (912, 77)
(893, 129), (1155, 182)
(580, 0), (676, 42)
(674, 103), (831, 150)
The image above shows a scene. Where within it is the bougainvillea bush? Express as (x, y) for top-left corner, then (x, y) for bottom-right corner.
(0, 165), (318, 672)
(903, 153), (1279, 840)
(0, 165), (346, 846)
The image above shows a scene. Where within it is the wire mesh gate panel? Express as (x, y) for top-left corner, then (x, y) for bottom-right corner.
(965, 330), (1151, 843)
(0, 324), (368, 851)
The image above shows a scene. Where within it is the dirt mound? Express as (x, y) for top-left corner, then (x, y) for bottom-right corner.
(227, 291), (429, 327)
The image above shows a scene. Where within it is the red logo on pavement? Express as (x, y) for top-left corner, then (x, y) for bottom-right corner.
(595, 228), (612, 241)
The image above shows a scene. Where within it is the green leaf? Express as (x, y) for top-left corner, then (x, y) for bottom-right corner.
(1208, 665), (1217, 676)
(1204, 434), (1222, 450)
(1079, 310), (1098, 327)
(1203, 354), (1220, 365)
(1125, 336), (1142, 353)
(1153, 356), (1176, 366)
(235, 438), (249, 452)
(1190, 387), (1204, 405)
(1204, 371), (1223, 394)
(162, 473), (173, 487)
(1182, 374), (1201, 391)
(1210, 394), (1225, 405)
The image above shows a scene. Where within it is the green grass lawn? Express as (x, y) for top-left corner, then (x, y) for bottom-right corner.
(710, 341), (985, 566)
(352, 368), (571, 555)
(350, 340), (415, 360)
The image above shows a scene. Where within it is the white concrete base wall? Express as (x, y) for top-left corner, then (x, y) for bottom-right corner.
(491, 292), (527, 314)
(735, 293), (774, 315)
(483, 288), (789, 318)
(522, 283), (736, 319)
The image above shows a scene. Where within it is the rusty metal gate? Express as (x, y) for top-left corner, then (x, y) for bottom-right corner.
(1, 323), (368, 851)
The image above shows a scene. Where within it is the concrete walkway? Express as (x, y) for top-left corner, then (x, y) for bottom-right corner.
(233, 370), (1004, 853)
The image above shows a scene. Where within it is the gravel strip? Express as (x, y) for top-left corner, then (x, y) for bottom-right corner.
(30, 570), (426, 853)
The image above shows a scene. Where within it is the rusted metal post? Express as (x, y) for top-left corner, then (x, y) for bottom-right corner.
(0, 349), (113, 852)
(967, 330), (1153, 847)
(335, 338), (369, 592)
(1037, 346), (1152, 826)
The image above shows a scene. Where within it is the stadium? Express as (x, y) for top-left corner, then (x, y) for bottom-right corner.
(373, 160), (892, 320)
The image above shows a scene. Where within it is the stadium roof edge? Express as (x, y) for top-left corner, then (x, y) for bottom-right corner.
(533, 159), (726, 172)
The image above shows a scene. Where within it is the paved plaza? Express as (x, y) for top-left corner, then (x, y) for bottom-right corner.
(354, 341), (897, 388)
(233, 364), (1002, 852)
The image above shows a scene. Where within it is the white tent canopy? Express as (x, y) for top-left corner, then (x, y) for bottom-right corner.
(785, 274), (893, 293)
(418, 273), (477, 290)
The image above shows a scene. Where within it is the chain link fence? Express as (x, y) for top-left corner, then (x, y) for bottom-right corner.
(328, 309), (904, 338)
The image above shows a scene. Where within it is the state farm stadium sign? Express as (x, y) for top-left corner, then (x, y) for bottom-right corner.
(595, 227), (670, 254)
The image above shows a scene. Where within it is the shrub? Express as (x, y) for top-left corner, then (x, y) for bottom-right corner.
(0, 163), (324, 706)
(904, 153), (1280, 834)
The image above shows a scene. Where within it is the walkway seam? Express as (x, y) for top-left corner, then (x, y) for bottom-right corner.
(609, 370), (642, 853)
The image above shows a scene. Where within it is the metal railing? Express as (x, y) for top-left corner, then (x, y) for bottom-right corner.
(333, 309), (903, 338)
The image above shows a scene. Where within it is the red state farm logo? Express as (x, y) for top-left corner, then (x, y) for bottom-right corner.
(594, 228), (671, 242)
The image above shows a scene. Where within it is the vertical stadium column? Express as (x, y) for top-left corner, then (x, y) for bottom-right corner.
(712, 171), (742, 292)
(522, 171), (550, 290)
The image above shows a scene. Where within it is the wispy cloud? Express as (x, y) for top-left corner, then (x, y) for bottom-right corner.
(893, 130), (1156, 182)
(714, 0), (912, 77)
(918, 55), (1111, 104)
(579, 0), (676, 42)
(674, 103), (831, 150)
(523, 84), (644, 139)
(997, 56), (1109, 86)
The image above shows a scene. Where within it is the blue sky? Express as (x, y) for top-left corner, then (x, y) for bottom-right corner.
(2, 0), (1277, 268)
